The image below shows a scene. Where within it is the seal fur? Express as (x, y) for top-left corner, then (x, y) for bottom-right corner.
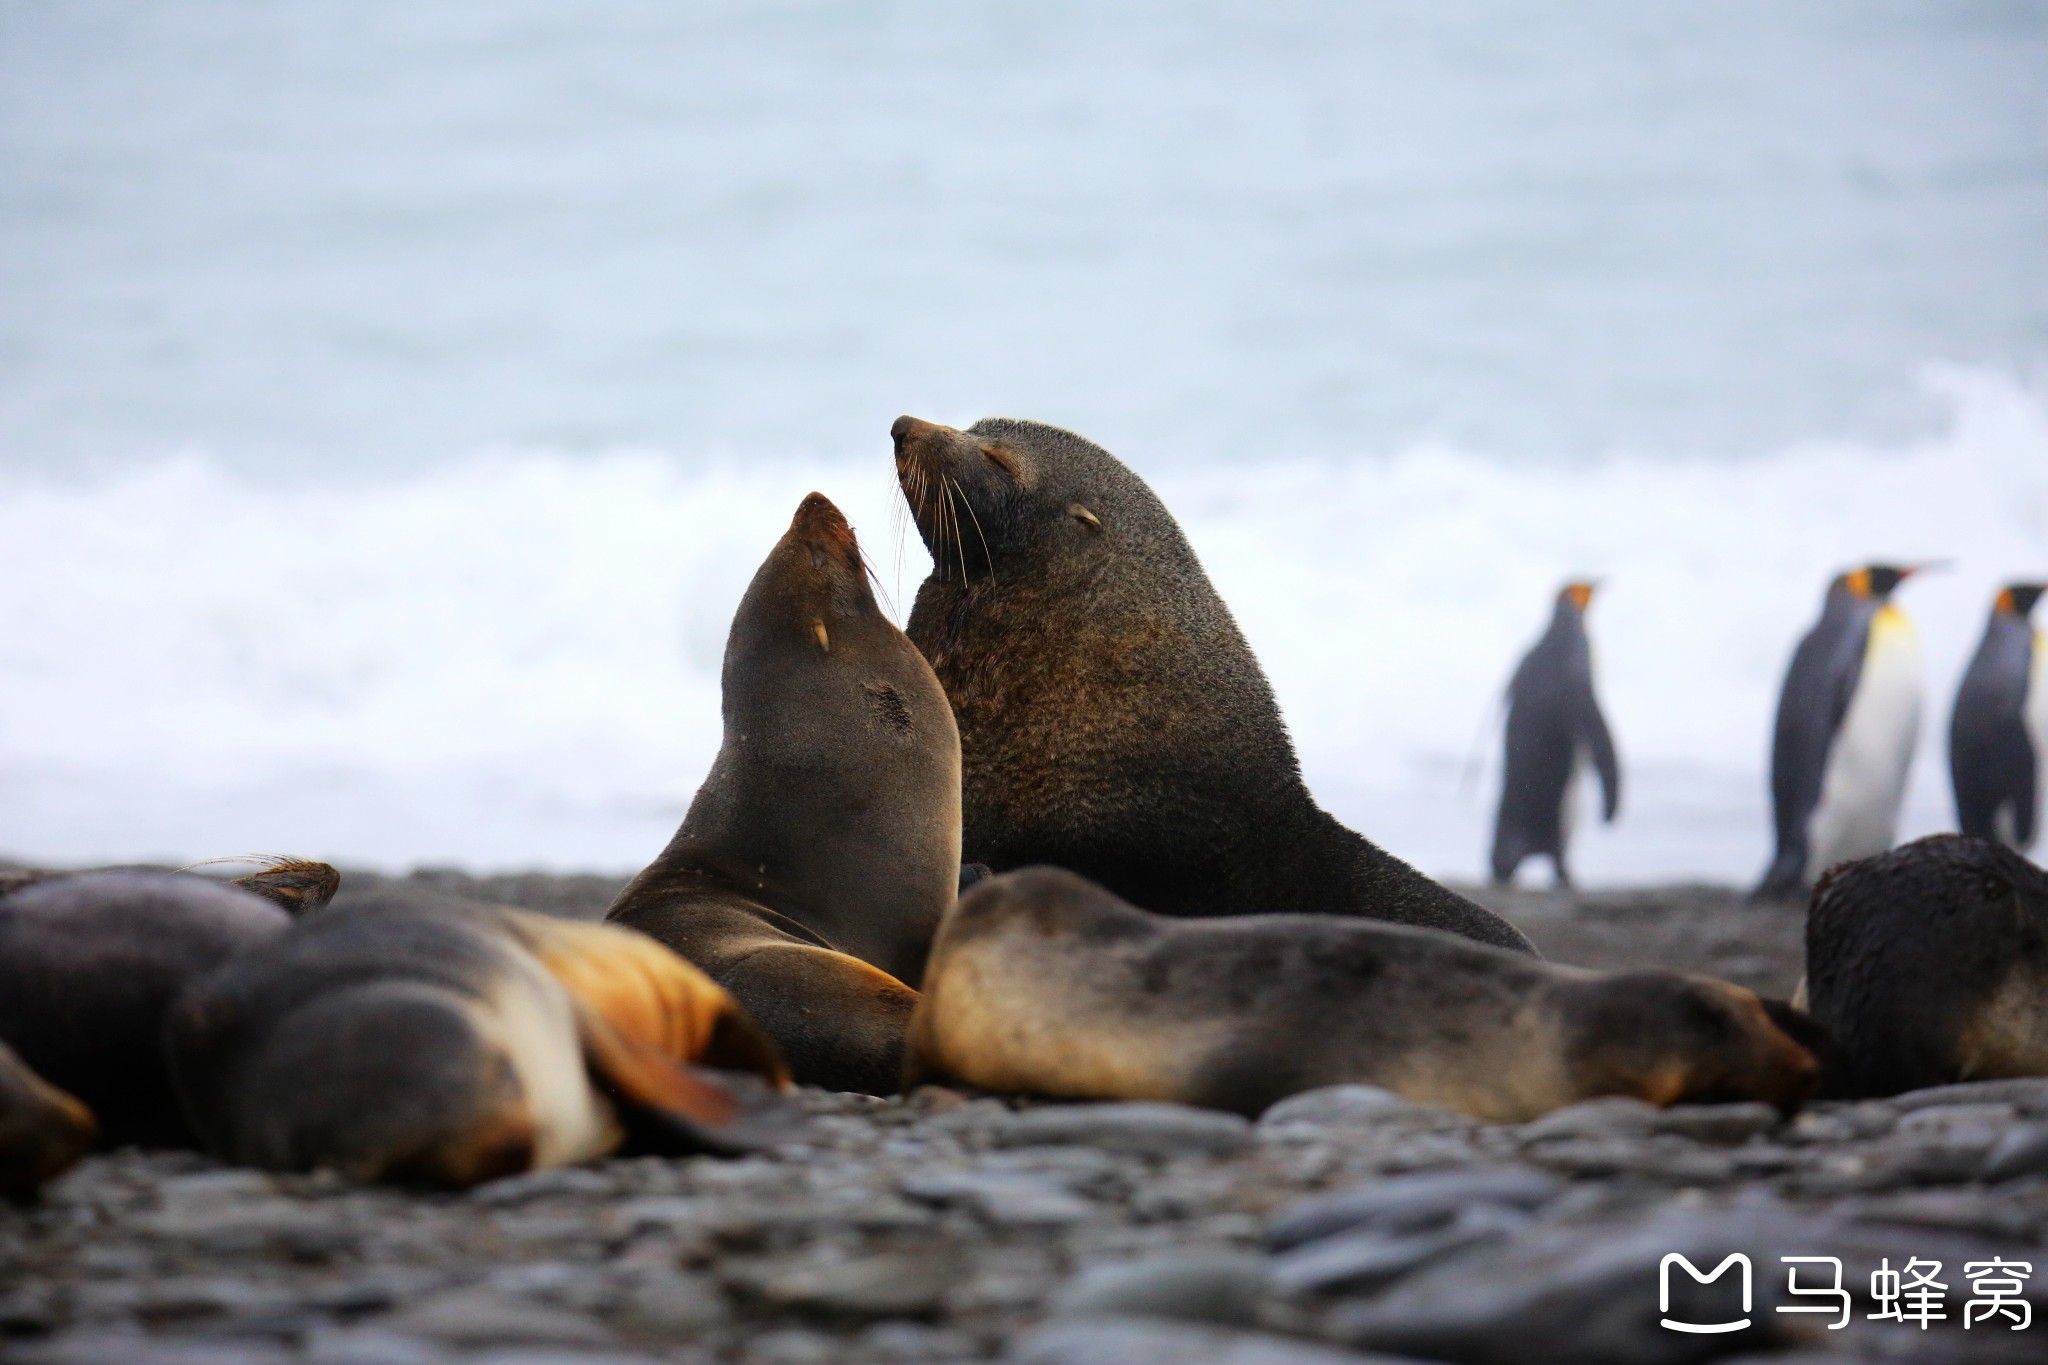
(892, 415), (1533, 955)
(906, 867), (1818, 1121)
(608, 493), (962, 1094)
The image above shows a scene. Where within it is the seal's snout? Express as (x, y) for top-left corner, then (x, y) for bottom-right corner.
(891, 415), (945, 465)
(787, 493), (859, 568)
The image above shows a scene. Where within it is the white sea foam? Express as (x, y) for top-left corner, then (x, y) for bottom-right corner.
(1, 365), (2043, 881)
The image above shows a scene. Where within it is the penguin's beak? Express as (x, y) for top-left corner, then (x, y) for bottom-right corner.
(1896, 561), (1949, 580)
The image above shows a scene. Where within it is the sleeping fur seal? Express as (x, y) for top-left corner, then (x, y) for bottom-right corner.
(0, 1040), (96, 1199)
(891, 415), (1533, 955)
(608, 493), (962, 1094)
(0, 872), (296, 1146)
(170, 887), (793, 1187)
(1804, 833), (2048, 1097)
(905, 866), (1818, 1121)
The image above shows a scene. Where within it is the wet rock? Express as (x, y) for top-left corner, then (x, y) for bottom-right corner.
(993, 1103), (1254, 1158)
(381, 1288), (618, 1349)
(900, 1170), (1095, 1225)
(1888, 1078), (2048, 1115)
(613, 1267), (729, 1334)
(856, 1319), (982, 1360)
(1890, 1102), (2019, 1161)
(1016, 1315), (1423, 1365)
(1983, 1121), (2048, 1182)
(1516, 1097), (1659, 1143)
(303, 1326), (457, 1365)
(741, 1326), (845, 1363)
(1843, 1188), (2042, 1241)
(136, 1198), (354, 1260)
(1333, 1206), (1800, 1365)
(467, 1352), (677, 1365)
(1270, 1203), (1529, 1297)
(1642, 1103), (1782, 1145)
(1268, 1168), (1563, 1252)
(470, 1168), (619, 1206)
(740, 1250), (955, 1321)
(1049, 1250), (1270, 1326)
(1787, 1104), (1895, 1144)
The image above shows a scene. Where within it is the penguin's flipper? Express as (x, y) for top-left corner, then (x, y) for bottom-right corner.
(2016, 747), (2038, 850)
(1581, 694), (1621, 822)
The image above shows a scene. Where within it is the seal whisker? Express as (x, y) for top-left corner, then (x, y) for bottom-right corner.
(947, 473), (997, 587)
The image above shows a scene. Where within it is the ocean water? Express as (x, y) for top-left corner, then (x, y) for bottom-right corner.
(1, 3), (2044, 881)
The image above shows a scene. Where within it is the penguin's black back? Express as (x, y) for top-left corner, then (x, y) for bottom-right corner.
(1757, 583), (1875, 898)
(1491, 600), (1617, 883)
(1950, 606), (2036, 845)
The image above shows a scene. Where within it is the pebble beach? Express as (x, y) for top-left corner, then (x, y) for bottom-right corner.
(4, 873), (2044, 1365)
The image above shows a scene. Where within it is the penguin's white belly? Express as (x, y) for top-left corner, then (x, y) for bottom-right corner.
(1559, 744), (1586, 849)
(2026, 630), (2048, 853)
(1806, 610), (1921, 880)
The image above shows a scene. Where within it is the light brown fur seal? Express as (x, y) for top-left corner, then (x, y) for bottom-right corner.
(906, 867), (1818, 1121)
(608, 493), (962, 1094)
(0, 1040), (96, 1200)
(891, 415), (1533, 955)
(170, 887), (793, 1187)
(1804, 833), (2048, 1097)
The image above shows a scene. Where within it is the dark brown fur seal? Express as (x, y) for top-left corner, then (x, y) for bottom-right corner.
(170, 888), (793, 1187)
(891, 415), (1533, 955)
(0, 872), (293, 1147)
(608, 493), (962, 1094)
(906, 867), (1818, 1121)
(0, 1040), (96, 1199)
(0, 855), (340, 916)
(1804, 833), (2048, 1097)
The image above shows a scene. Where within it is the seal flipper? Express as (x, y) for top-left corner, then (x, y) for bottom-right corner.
(715, 942), (920, 1096)
(573, 1005), (806, 1155)
(501, 910), (791, 1089)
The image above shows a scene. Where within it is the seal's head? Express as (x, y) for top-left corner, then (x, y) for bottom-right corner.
(1562, 972), (1820, 1114)
(679, 493), (962, 983)
(721, 493), (952, 768)
(892, 415), (1177, 580)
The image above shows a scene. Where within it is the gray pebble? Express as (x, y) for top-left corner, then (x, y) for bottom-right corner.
(381, 1287), (618, 1348)
(993, 1103), (1253, 1158)
(1258, 1087), (1444, 1129)
(744, 1250), (956, 1320)
(1641, 1103), (1782, 1144)
(1268, 1167), (1562, 1251)
(1888, 1077), (2048, 1114)
(901, 1169), (1096, 1225)
(1269, 1204), (1527, 1297)
(470, 1167), (619, 1206)
(1515, 1097), (1659, 1142)
(1049, 1250), (1270, 1326)
(1015, 1315), (1425, 1365)
(303, 1326), (457, 1365)
(614, 1266), (730, 1334)
(1983, 1120), (2048, 1182)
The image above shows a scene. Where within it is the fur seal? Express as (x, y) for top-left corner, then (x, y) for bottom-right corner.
(0, 855), (340, 916)
(905, 866), (1818, 1121)
(1804, 833), (2048, 1097)
(607, 493), (962, 1095)
(0, 872), (294, 1147)
(0, 1039), (96, 1199)
(170, 888), (794, 1187)
(890, 415), (1533, 955)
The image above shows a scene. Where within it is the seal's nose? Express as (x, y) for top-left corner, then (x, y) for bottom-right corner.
(891, 415), (937, 456)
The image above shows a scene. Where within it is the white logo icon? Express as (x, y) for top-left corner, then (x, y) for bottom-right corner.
(1660, 1253), (1752, 1334)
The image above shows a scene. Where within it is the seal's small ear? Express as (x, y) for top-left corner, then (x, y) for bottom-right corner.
(1068, 504), (1101, 530)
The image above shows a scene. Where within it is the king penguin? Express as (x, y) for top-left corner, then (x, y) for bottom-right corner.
(1755, 564), (1927, 900)
(1490, 581), (1620, 887)
(1949, 582), (2048, 850)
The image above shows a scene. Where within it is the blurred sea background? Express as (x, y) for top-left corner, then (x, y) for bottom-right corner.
(0, 1), (2043, 883)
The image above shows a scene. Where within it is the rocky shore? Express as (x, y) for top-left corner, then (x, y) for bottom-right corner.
(3, 876), (2045, 1365)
